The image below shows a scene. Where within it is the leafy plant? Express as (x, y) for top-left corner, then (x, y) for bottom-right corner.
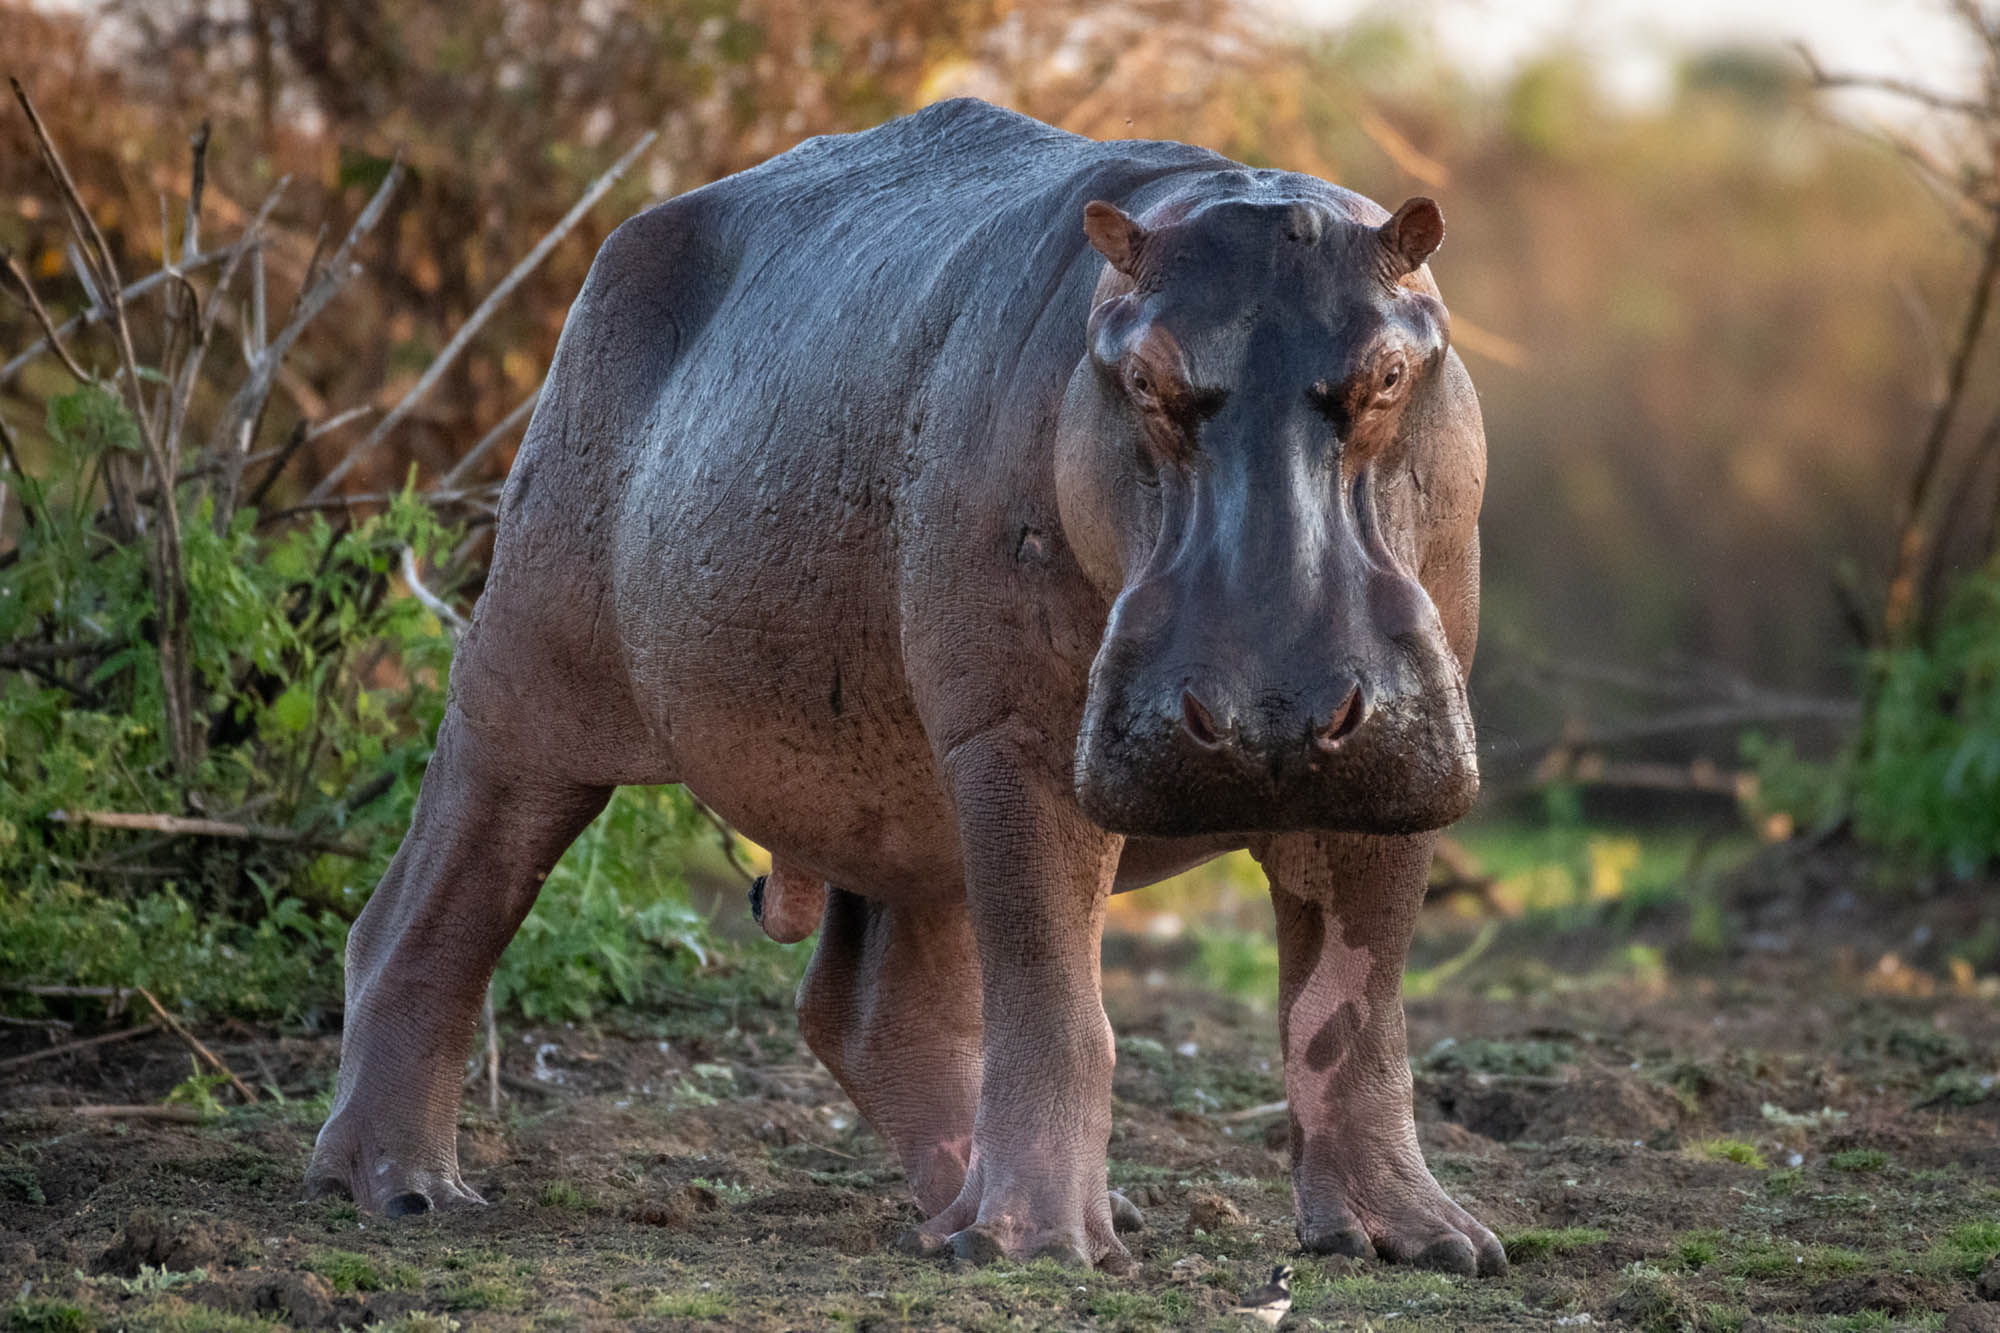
(1852, 559), (2000, 872)
(0, 107), (717, 1029)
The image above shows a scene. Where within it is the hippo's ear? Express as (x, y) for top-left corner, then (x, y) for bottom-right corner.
(1083, 200), (1148, 278)
(1378, 197), (1444, 278)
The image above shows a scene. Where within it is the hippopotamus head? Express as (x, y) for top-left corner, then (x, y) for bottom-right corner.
(1055, 180), (1481, 838)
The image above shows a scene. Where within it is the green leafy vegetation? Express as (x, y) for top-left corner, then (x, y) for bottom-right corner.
(1856, 561), (2000, 872)
(0, 156), (719, 1029)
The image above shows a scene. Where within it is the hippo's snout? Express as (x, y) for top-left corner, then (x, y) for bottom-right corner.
(1075, 639), (1478, 839)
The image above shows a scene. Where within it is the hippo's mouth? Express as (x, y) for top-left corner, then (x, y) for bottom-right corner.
(1072, 646), (1478, 839)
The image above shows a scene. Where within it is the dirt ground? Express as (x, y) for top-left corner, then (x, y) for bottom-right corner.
(4, 848), (1999, 1331)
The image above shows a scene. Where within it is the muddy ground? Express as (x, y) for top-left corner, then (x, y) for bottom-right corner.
(4, 848), (1999, 1331)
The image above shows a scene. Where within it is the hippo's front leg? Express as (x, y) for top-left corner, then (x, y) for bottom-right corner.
(1255, 831), (1507, 1277)
(915, 721), (1130, 1272)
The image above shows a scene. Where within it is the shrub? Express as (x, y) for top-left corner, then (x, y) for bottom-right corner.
(1853, 560), (2000, 872)
(0, 111), (717, 1027)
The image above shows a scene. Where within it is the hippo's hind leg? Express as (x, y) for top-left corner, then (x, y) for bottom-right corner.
(797, 889), (983, 1214)
(305, 706), (611, 1214)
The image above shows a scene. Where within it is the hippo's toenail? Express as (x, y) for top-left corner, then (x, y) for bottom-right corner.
(1300, 1221), (1374, 1258)
(1031, 1238), (1091, 1268)
(1412, 1233), (1479, 1276)
(950, 1226), (1007, 1266)
(384, 1191), (433, 1217)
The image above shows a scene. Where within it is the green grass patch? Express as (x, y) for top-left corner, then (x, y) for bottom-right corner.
(1828, 1148), (1889, 1172)
(306, 1248), (418, 1294)
(1673, 1228), (1723, 1270)
(648, 1290), (732, 1318)
(1501, 1226), (1610, 1262)
(1729, 1238), (1866, 1280)
(1931, 1220), (2000, 1277)
(6, 1299), (92, 1333)
(441, 1278), (526, 1312)
(1689, 1137), (1768, 1169)
(536, 1180), (590, 1209)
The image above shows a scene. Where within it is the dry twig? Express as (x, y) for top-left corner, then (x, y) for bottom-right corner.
(0, 1022), (158, 1072)
(309, 130), (657, 499)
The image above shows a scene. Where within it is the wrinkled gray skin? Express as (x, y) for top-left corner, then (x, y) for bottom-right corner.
(307, 99), (1498, 1277)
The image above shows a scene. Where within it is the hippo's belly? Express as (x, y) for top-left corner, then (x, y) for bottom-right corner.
(601, 425), (964, 900)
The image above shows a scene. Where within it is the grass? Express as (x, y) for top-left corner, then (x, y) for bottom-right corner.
(1689, 1137), (1769, 1169)
(648, 1291), (733, 1318)
(1673, 1228), (1722, 1270)
(6, 1299), (92, 1333)
(1932, 1220), (2000, 1277)
(1828, 1148), (1889, 1172)
(536, 1180), (590, 1209)
(1501, 1226), (1610, 1262)
(306, 1248), (419, 1294)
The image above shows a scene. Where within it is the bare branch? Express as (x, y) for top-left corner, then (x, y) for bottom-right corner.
(441, 384), (540, 487)
(1, 252), (93, 382)
(1795, 42), (1993, 118)
(399, 546), (468, 641)
(208, 160), (404, 528)
(309, 130), (658, 500)
(12, 77), (199, 773)
(1881, 214), (2000, 642)
(0, 637), (120, 669)
(0, 247), (230, 388)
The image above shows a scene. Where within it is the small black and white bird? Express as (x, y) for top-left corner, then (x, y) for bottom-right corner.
(1232, 1264), (1295, 1326)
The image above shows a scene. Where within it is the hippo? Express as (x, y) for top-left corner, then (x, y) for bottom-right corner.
(307, 97), (1497, 1277)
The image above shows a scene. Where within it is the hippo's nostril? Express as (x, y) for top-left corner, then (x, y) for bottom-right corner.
(384, 1191), (433, 1218)
(1180, 690), (1225, 747)
(1315, 686), (1368, 751)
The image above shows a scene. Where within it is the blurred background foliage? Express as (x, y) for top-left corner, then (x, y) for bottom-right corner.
(2, 0), (1997, 1023)
(4, 0), (1973, 738)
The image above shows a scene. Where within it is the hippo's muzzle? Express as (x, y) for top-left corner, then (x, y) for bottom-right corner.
(1072, 457), (1478, 839)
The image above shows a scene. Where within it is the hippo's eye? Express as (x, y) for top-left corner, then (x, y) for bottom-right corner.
(1381, 363), (1402, 391)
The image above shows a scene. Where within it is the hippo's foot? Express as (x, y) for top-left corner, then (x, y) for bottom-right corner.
(305, 1107), (483, 1217)
(1294, 1163), (1505, 1276)
(913, 1159), (1133, 1273)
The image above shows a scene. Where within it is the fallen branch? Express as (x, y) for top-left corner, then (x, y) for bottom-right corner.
(72, 1104), (210, 1124)
(0, 637), (119, 669)
(130, 986), (256, 1104)
(309, 129), (657, 500)
(0, 1022), (158, 1072)
(47, 807), (370, 857)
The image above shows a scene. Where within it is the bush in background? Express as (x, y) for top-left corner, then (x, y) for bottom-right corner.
(1853, 560), (2000, 875)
